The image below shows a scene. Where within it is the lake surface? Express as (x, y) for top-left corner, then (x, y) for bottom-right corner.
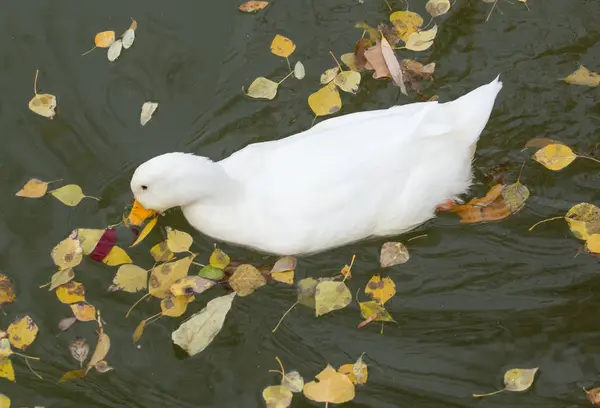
(2, 0), (600, 407)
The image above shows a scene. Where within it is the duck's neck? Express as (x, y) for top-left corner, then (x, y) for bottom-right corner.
(180, 157), (240, 208)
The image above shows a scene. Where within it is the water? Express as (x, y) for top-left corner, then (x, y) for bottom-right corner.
(1, 0), (600, 406)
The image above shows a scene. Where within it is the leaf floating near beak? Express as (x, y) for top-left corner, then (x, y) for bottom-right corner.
(126, 199), (157, 227)
(140, 101), (158, 126)
(28, 70), (57, 119)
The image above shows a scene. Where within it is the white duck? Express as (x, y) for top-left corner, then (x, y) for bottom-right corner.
(130, 76), (502, 255)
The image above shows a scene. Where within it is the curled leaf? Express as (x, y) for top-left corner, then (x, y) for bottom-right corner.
(405, 24), (438, 51)
(239, 1), (269, 12)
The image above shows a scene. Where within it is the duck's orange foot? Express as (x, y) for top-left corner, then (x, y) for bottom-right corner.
(436, 200), (460, 212)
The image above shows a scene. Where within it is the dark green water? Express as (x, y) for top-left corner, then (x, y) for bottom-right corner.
(2, 0), (600, 407)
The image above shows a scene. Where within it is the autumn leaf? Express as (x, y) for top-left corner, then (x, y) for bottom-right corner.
(270, 34), (296, 58)
(585, 234), (600, 254)
(28, 70), (57, 119)
(523, 137), (561, 149)
(563, 65), (600, 87)
(49, 268), (75, 291)
(0, 274), (16, 308)
(49, 184), (98, 206)
(341, 53), (359, 71)
(364, 44), (390, 79)
(358, 301), (396, 327)
(389, 11), (423, 42)
(533, 143), (576, 170)
(170, 276), (215, 296)
(126, 199), (157, 226)
(315, 281), (351, 317)
(209, 248), (230, 269)
(150, 241), (175, 262)
(148, 255), (195, 298)
(0, 359), (15, 382)
(443, 184), (512, 224)
(229, 264), (266, 296)
(71, 303), (96, 322)
(297, 277), (319, 308)
(86, 332), (111, 373)
(262, 385), (293, 408)
(107, 39), (123, 62)
(338, 354), (368, 385)
(122, 19), (136, 49)
(308, 82), (342, 117)
(171, 292), (236, 356)
(239, 1), (269, 12)
(585, 387), (600, 405)
(334, 71), (361, 94)
(15, 178), (54, 198)
(161, 295), (189, 317)
(402, 59), (436, 79)
(294, 61), (305, 79)
(132, 320), (145, 343)
(51, 234), (83, 270)
(566, 203), (600, 240)
(75, 228), (105, 255)
(380, 242), (409, 267)
(473, 367), (538, 397)
(270, 256), (297, 284)
(426, 0), (451, 17)
(0, 393), (10, 407)
(69, 337), (90, 367)
(380, 35), (407, 95)
(56, 281), (86, 304)
(140, 101), (158, 126)
(245, 77), (279, 100)
(501, 181), (530, 213)
(58, 368), (86, 383)
(7, 315), (38, 350)
(102, 246), (133, 266)
(365, 275), (396, 304)
(88, 228), (118, 262)
(198, 265), (225, 280)
(405, 25), (438, 51)
(303, 364), (355, 404)
(95, 31), (115, 47)
(283, 371), (304, 393)
(109, 264), (148, 293)
(58, 317), (78, 332)
(320, 67), (340, 84)
(130, 216), (158, 247)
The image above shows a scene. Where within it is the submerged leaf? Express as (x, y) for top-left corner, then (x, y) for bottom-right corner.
(245, 77), (279, 100)
(501, 182), (530, 213)
(132, 320), (145, 343)
(58, 316), (78, 332)
(533, 143), (576, 171)
(303, 364), (355, 404)
(270, 34), (296, 58)
(69, 337), (90, 367)
(15, 178), (48, 198)
(566, 203), (600, 240)
(58, 368), (86, 383)
(315, 281), (351, 317)
(171, 292), (236, 356)
(308, 83), (342, 117)
(283, 371), (305, 393)
(405, 25), (438, 51)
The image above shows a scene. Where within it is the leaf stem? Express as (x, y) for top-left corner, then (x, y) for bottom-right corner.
(329, 51), (343, 71)
(577, 154), (600, 165)
(33, 69), (39, 95)
(145, 312), (162, 326)
(83, 195), (100, 201)
(277, 71), (294, 85)
(126, 292), (152, 318)
(272, 301), (299, 333)
(13, 352), (40, 361)
(81, 46), (97, 56)
(192, 261), (207, 268)
(407, 234), (427, 242)
(25, 357), (43, 380)
(285, 57), (291, 72)
(472, 388), (505, 398)
(382, 0), (392, 11)
(528, 216), (564, 232)
(485, 0), (498, 22)
(273, 356), (285, 379)
(516, 159), (526, 183)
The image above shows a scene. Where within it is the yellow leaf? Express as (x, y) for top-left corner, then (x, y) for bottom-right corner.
(334, 71), (361, 94)
(245, 77), (279, 100)
(566, 203), (600, 240)
(239, 1), (269, 12)
(338, 355), (368, 385)
(262, 385), (293, 408)
(308, 83), (342, 117)
(58, 368), (86, 383)
(170, 276), (215, 296)
(0, 339), (12, 360)
(563, 65), (600, 87)
(7, 315), (38, 350)
(166, 227), (193, 253)
(389, 11), (423, 42)
(160, 295), (189, 317)
(359, 301), (395, 323)
(51, 235), (83, 270)
(126, 199), (157, 227)
(0, 359), (15, 382)
(405, 24), (438, 52)
(29, 93), (56, 119)
(380, 242), (409, 267)
(320, 67), (340, 85)
(209, 248), (230, 269)
(132, 320), (145, 343)
(87, 333), (110, 370)
(586, 234), (600, 253)
(229, 264), (266, 296)
(341, 53), (359, 71)
(110, 264), (148, 293)
(130, 216), (158, 247)
(75, 228), (105, 255)
(270, 34), (296, 58)
(271, 270), (294, 284)
(315, 281), (351, 317)
(303, 364), (355, 404)
(271, 256), (297, 273)
(49, 268), (75, 291)
(70, 302), (96, 322)
(94, 31), (115, 48)
(148, 255), (195, 298)
(0, 274), (16, 307)
(473, 367), (538, 397)
(426, 0), (451, 17)
(533, 143), (576, 171)
(0, 393), (10, 408)
(49, 184), (90, 206)
(102, 246), (133, 266)
(56, 281), (86, 304)
(150, 241), (175, 262)
(501, 182), (530, 213)
(15, 178), (48, 198)
(365, 275), (396, 304)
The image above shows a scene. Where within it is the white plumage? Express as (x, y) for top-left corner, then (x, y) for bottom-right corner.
(131, 76), (503, 255)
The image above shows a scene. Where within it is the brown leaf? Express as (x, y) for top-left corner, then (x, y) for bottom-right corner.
(364, 43), (390, 79)
(380, 35), (407, 95)
(58, 316), (78, 332)
(69, 337), (90, 367)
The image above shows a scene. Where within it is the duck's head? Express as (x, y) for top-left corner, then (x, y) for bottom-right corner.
(130, 152), (225, 212)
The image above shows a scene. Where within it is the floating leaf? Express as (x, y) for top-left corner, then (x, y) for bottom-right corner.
(501, 182), (530, 213)
(341, 53), (359, 71)
(171, 292), (236, 356)
(308, 83), (342, 117)
(0, 393), (10, 407)
(566, 203), (600, 240)
(426, 0), (451, 17)
(389, 11), (423, 42)
(444, 184), (512, 224)
(150, 241), (175, 262)
(262, 385), (293, 408)
(58, 316), (78, 332)
(51, 235), (83, 270)
(95, 360), (114, 373)
(70, 303), (96, 322)
(69, 337), (89, 367)
(131, 216), (158, 247)
(149, 255), (194, 298)
(126, 199), (157, 226)
(49, 184), (91, 207)
(338, 354), (368, 385)
(320, 67), (340, 85)
(473, 367), (539, 397)
(102, 246), (132, 266)
(209, 248), (230, 269)
(15, 178), (49, 198)
(107, 39), (123, 62)
(198, 265), (225, 280)
(170, 276), (215, 296)
(94, 31), (115, 48)
(161, 295), (189, 317)
(165, 227), (193, 253)
(58, 368), (86, 383)
(87, 333), (111, 370)
(533, 143), (576, 171)
(49, 268), (75, 291)
(229, 264), (266, 296)
(7, 315), (38, 350)
(364, 44), (390, 79)
(586, 234), (600, 254)
(0, 274), (16, 307)
(271, 270), (294, 285)
(245, 77), (279, 100)
(29, 87), (57, 119)
(405, 25), (438, 51)
(239, 1), (269, 12)
(297, 277), (318, 308)
(283, 371), (304, 393)
(359, 301), (395, 325)
(402, 59), (436, 78)
(303, 364), (355, 404)
(132, 320), (145, 343)
(271, 256), (296, 284)
(109, 264), (148, 293)
(140, 101), (158, 126)
(0, 359), (15, 382)
(365, 275), (396, 304)
(334, 71), (361, 94)
(270, 34), (296, 58)
(380, 242), (409, 267)
(0, 339), (11, 360)
(76, 228), (105, 255)
(585, 387), (600, 405)
(56, 281), (86, 304)
(121, 20), (136, 49)
(563, 65), (600, 87)
(294, 61), (305, 80)
(315, 281), (351, 317)
(381, 35), (407, 95)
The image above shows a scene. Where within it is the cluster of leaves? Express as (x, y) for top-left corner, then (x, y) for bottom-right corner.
(0, 314), (41, 383)
(262, 355), (367, 408)
(82, 19), (137, 62)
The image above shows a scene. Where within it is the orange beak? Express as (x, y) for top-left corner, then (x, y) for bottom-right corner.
(125, 199), (157, 227)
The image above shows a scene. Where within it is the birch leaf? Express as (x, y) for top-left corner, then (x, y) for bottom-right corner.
(365, 275), (396, 304)
(160, 295), (189, 317)
(0, 359), (15, 382)
(56, 281), (85, 304)
(229, 264), (266, 296)
(405, 25), (438, 51)
(107, 39), (123, 62)
(0, 274), (16, 307)
(148, 255), (194, 298)
(334, 71), (361, 94)
(140, 101), (158, 126)
(49, 184), (91, 206)
(87, 333), (111, 371)
(303, 364), (355, 404)
(70, 303), (96, 322)
(308, 83), (342, 117)
(262, 385), (293, 408)
(7, 315), (38, 350)
(209, 248), (230, 269)
(166, 227), (193, 253)
(0, 393), (10, 407)
(320, 67), (340, 85)
(15, 179), (48, 198)
(95, 31), (115, 47)
(130, 216), (158, 247)
(315, 281), (351, 317)
(563, 65), (600, 87)
(69, 337), (90, 367)
(150, 241), (175, 262)
(102, 246), (132, 266)
(50, 268), (75, 291)
(109, 264), (148, 293)
(380, 242), (409, 267)
(270, 34), (296, 57)
(380, 35), (407, 95)
(51, 234), (83, 269)
(533, 143), (576, 171)
(426, 0), (451, 17)
(239, 1), (269, 12)
(245, 77), (278, 100)
(294, 61), (305, 79)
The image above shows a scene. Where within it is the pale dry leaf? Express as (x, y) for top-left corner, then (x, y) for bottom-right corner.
(263, 385), (293, 408)
(364, 44), (391, 79)
(69, 337), (90, 367)
(15, 178), (48, 198)
(122, 29), (135, 49)
(308, 83), (342, 117)
(140, 101), (158, 126)
(380, 242), (410, 267)
(166, 227), (193, 253)
(381, 36), (407, 95)
(107, 39), (123, 62)
(294, 61), (305, 80)
(334, 71), (361, 94)
(229, 264), (266, 296)
(320, 67), (340, 84)
(314, 281), (351, 317)
(426, 0), (451, 17)
(245, 77), (279, 100)
(29, 94), (57, 119)
(109, 264), (148, 293)
(49, 268), (75, 291)
(282, 371), (304, 393)
(87, 333), (110, 371)
(405, 25), (438, 52)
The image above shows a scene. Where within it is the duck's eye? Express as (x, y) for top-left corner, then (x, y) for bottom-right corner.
(141, 185), (148, 190)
